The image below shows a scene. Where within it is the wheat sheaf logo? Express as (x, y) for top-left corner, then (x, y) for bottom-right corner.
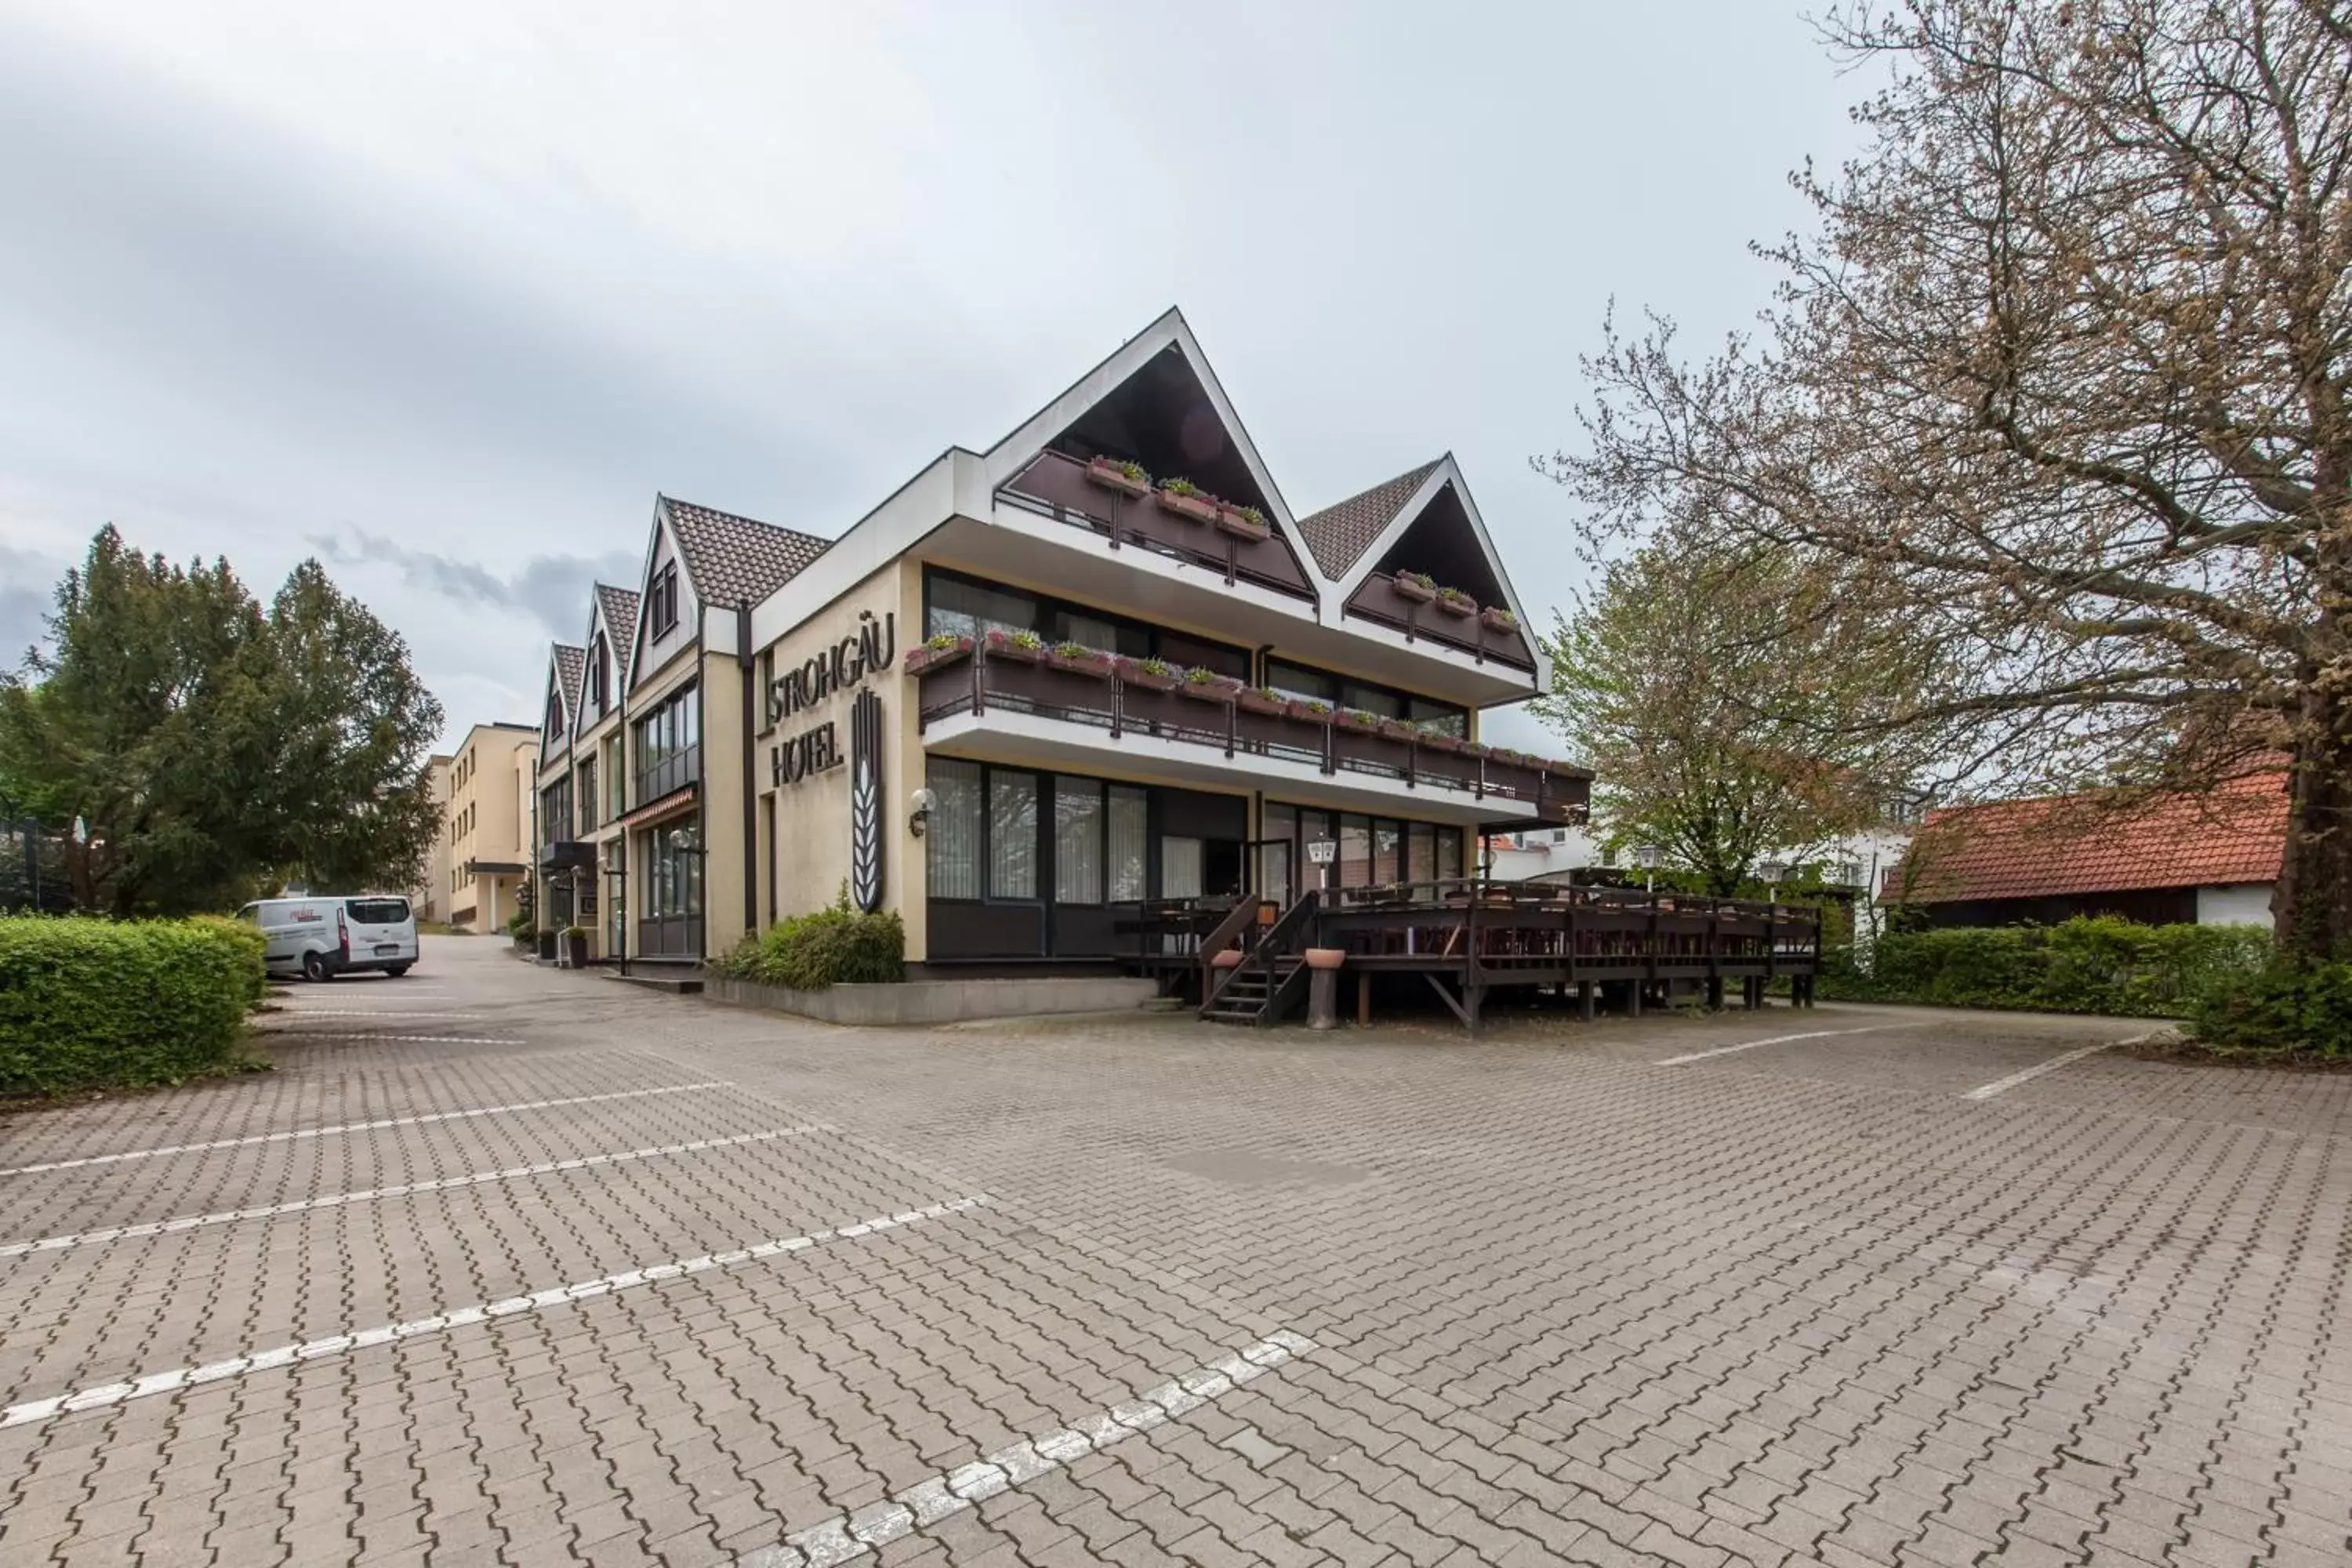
(849, 689), (884, 912)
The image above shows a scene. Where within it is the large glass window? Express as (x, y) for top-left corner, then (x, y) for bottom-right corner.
(1339, 815), (1372, 888)
(633, 688), (699, 802)
(1438, 828), (1462, 880)
(1108, 787), (1148, 902)
(1266, 660), (1338, 704)
(1407, 822), (1436, 884)
(927, 760), (983, 899)
(1263, 659), (1465, 735)
(1053, 777), (1104, 904)
(1373, 821), (1401, 884)
(928, 577), (1036, 643)
(988, 772), (1038, 899)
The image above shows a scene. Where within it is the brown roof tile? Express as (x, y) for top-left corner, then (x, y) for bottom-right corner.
(660, 496), (830, 609)
(1294, 460), (1443, 579)
(550, 643), (585, 722)
(593, 583), (641, 684)
(1896, 771), (2288, 904)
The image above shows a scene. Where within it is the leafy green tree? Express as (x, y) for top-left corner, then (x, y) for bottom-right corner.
(1534, 539), (1933, 896)
(0, 528), (444, 913)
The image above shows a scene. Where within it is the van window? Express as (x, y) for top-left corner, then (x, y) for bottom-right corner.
(237, 905), (260, 924)
(345, 898), (412, 924)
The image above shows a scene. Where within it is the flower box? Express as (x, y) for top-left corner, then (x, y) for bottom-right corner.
(1286, 700), (1334, 724)
(1174, 673), (1241, 702)
(1046, 646), (1113, 677)
(1391, 572), (1436, 604)
(1235, 688), (1287, 717)
(903, 636), (974, 676)
(1214, 506), (1271, 543)
(1332, 709), (1382, 735)
(1156, 488), (1220, 524)
(1414, 729), (1464, 753)
(1480, 606), (1519, 633)
(1376, 718), (1420, 743)
(1115, 657), (1179, 691)
(1433, 590), (1477, 619)
(984, 630), (1043, 664)
(1084, 456), (1152, 497)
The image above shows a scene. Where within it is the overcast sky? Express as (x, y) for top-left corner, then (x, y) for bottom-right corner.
(0, 1), (1858, 752)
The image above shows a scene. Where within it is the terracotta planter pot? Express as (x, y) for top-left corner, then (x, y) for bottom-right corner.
(1235, 688), (1286, 716)
(1084, 456), (1152, 497)
(1391, 574), (1436, 604)
(1480, 607), (1520, 634)
(1305, 947), (1347, 971)
(984, 634), (1043, 664)
(1115, 659), (1179, 691)
(1156, 489), (1220, 524)
(1433, 593), (1477, 619)
(1175, 678), (1240, 703)
(1214, 508), (1271, 543)
(1209, 949), (1245, 969)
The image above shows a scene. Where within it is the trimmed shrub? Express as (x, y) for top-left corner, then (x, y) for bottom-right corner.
(1821, 916), (2272, 1018)
(730, 892), (905, 991)
(0, 915), (267, 1094)
(2189, 960), (2352, 1058)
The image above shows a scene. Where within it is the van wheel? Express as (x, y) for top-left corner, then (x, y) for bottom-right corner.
(302, 950), (332, 982)
(386, 965), (411, 978)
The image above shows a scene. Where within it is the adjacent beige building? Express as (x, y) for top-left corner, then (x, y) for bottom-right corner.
(441, 721), (539, 931)
(411, 753), (456, 922)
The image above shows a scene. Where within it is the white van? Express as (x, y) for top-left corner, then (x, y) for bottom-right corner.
(237, 895), (419, 982)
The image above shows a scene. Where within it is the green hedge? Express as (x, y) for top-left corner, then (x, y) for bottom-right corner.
(2189, 960), (2352, 1058)
(0, 915), (267, 1094)
(1821, 916), (2272, 1018)
(718, 894), (904, 991)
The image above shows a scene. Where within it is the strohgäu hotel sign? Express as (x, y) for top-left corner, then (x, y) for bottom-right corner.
(768, 610), (894, 724)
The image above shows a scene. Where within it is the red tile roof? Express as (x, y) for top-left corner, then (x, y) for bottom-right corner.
(1896, 771), (2288, 904)
(1295, 460), (1442, 579)
(659, 495), (831, 609)
(550, 642), (585, 721)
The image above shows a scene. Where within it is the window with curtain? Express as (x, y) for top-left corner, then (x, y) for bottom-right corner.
(1409, 698), (1466, 738)
(928, 577), (1036, 642)
(927, 760), (983, 899)
(1265, 660), (1338, 704)
(1438, 828), (1461, 880)
(1343, 684), (1403, 720)
(1054, 612), (1125, 657)
(1373, 821), (1401, 883)
(1407, 822), (1436, 884)
(989, 771), (1038, 899)
(1339, 815), (1371, 887)
(1162, 837), (1203, 898)
(1108, 786), (1148, 902)
(1053, 776), (1104, 903)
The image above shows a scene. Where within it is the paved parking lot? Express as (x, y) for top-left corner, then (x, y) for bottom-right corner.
(2, 938), (2347, 1567)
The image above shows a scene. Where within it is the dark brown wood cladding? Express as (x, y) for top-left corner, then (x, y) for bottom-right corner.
(998, 452), (1317, 599)
(1344, 574), (1537, 670)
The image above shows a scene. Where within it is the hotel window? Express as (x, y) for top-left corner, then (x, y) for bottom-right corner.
(1108, 787), (1148, 902)
(926, 760), (983, 900)
(1338, 815), (1372, 887)
(927, 576), (1036, 643)
(1053, 777), (1105, 904)
(604, 736), (626, 818)
(1263, 659), (1465, 735)
(924, 568), (1244, 670)
(649, 564), (680, 639)
(989, 772), (1038, 899)
(590, 637), (609, 710)
(633, 688), (699, 802)
(1406, 822), (1435, 884)
(1438, 829), (1462, 880)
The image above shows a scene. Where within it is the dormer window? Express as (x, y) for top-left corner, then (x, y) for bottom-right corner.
(591, 637), (610, 710)
(649, 564), (680, 639)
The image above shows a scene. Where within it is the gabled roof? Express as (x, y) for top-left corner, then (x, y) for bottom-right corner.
(659, 495), (830, 609)
(550, 643), (585, 720)
(1896, 771), (2288, 905)
(593, 583), (641, 685)
(1297, 459), (1444, 579)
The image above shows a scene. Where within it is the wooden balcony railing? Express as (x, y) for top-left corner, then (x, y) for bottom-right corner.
(995, 451), (1319, 602)
(913, 642), (1589, 823)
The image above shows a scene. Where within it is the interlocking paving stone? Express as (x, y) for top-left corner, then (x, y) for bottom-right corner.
(2, 938), (2348, 1566)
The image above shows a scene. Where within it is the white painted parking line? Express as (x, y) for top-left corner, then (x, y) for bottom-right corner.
(269, 1033), (525, 1046)
(270, 1010), (486, 1019)
(1655, 1022), (1928, 1065)
(1961, 1030), (2161, 1101)
(0, 1082), (733, 1177)
(0, 1126), (829, 1258)
(737, 1331), (1319, 1568)
(0, 1195), (991, 1430)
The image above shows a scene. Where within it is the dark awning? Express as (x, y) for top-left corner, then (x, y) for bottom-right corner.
(539, 840), (597, 873)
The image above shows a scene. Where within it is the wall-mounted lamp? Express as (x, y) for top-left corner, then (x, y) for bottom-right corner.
(908, 786), (938, 839)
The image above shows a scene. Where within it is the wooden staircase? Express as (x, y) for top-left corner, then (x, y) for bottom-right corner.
(1200, 955), (1307, 1025)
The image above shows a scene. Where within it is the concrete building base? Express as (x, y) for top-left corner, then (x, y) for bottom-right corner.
(703, 974), (1158, 1026)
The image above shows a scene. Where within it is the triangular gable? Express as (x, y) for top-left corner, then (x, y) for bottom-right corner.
(625, 499), (691, 697)
(571, 586), (634, 741)
(542, 642), (583, 753)
(980, 307), (1321, 603)
(1333, 456), (1533, 634)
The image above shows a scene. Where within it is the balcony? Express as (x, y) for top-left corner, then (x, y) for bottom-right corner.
(1345, 573), (1537, 673)
(913, 641), (1588, 826)
(994, 451), (1318, 604)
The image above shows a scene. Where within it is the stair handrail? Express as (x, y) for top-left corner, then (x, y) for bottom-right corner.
(1205, 890), (1320, 1017)
(1194, 896), (1268, 1007)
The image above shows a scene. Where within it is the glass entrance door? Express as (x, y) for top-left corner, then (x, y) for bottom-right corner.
(1247, 838), (1294, 906)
